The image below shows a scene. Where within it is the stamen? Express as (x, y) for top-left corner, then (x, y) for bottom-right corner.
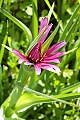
(41, 54), (43, 57)
(32, 58), (34, 60)
(43, 53), (46, 57)
(29, 55), (31, 58)
(36, 59), (39, 62)
(40, 57), (43, 61)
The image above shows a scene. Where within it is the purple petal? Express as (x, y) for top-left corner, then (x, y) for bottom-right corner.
(44, 52), (65, 59)
(34, 64), (41, 75)
(12, 50), (27, 60)
(39, 17), (48, 33)
(40, 63), (60, 73)
(39, 24), (53, 44)
(46, 41), (66, 55)
(12, 50), (32, 65)
(42, 58), (61, 63)
(18, 58), (25, 64)
(18, 58), (32, 65)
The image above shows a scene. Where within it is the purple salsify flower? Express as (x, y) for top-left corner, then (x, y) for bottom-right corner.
(3, 17), (66, 75)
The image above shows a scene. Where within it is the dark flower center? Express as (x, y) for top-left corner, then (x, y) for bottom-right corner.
(27, 43), (44, 64)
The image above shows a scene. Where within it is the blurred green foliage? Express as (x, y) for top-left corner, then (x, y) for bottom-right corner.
(0, 0), (80, 120)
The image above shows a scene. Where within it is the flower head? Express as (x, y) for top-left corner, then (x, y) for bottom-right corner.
(2, 17), (66, 75)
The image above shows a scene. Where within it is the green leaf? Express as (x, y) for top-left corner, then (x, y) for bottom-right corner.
(41, 21), (61, 53)
(32, 0), (38, 39)
(76, 47), (80, 60)
(0, 0), (3, 7)
(0, 8), (32, 41)
(0, 21), (8, 64)
(44, 0), (61, 23)
(14, 92), (50, 112)
(47, 2), (54, 23)
(14, 84), (78, 112)
(64, 15), (79, 42)
(58, 4), (80, 42)
(60, 82), (80, 94)
(0, 107), (25, 120)
(65, 48), (77, 55)
(54, 93), (80, 100)
(0, 65), (3, 104)
(15, 91), (75, 112)
(26, 26), (47, 54)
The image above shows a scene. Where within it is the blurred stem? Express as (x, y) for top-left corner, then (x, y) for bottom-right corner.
(0, 0), (3, 7)
(68, 0), (72, 6)
(0, 21), (8, 64)
(57, 0), (62, 19)
(32, 0), (38, 39)
(0, 65), (3, 105)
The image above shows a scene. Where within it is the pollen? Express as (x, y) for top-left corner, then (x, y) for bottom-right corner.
(29, 55), (31, 58)
(40, 57), (43, 61)
(36, 59), (39, 62)
(32, 58), (34, 60)
(43, 53), (46, 57)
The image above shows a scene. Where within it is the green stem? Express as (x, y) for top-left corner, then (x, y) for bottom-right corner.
(0, 65), (3, 104)
(0, 21), (8, 64)
(0, 0), (3, 7)
(57, 0), (62, 19)
(32, 0), (38, 39)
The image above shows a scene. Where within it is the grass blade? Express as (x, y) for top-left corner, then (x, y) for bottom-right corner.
(0, 8), (32, 41)
(60, 82), (80, 94)
(58, 4), (80, 42)
(41, 21), (61, 53)
(32, 0), (38, 39)
(0, 21), (8, 64)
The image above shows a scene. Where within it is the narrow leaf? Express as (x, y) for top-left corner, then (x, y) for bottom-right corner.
(54, 93), (80, 100)
(58, 4), (80, 42)
(60, 82), (80, 94)
(41, 21), (61, 53)
(0, 65), (3, 104)
(65, 48), (77, 55)
(0, 8), (32, 41)
(64, 15), (79, 42)
(32, 0), (38, 39)
(44, 0), (60, 23)
(0, 0), (3, 7)
(47, 2), (55, 23)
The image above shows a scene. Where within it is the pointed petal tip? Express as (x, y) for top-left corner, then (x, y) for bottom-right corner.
(62, 40), (66, 45)
(2, 44), (12, 51)
(46, 40), (66, 54)
(12, 49), (27, 59)
(41, 17), (48, 21)
(49, 23), (53, 27)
